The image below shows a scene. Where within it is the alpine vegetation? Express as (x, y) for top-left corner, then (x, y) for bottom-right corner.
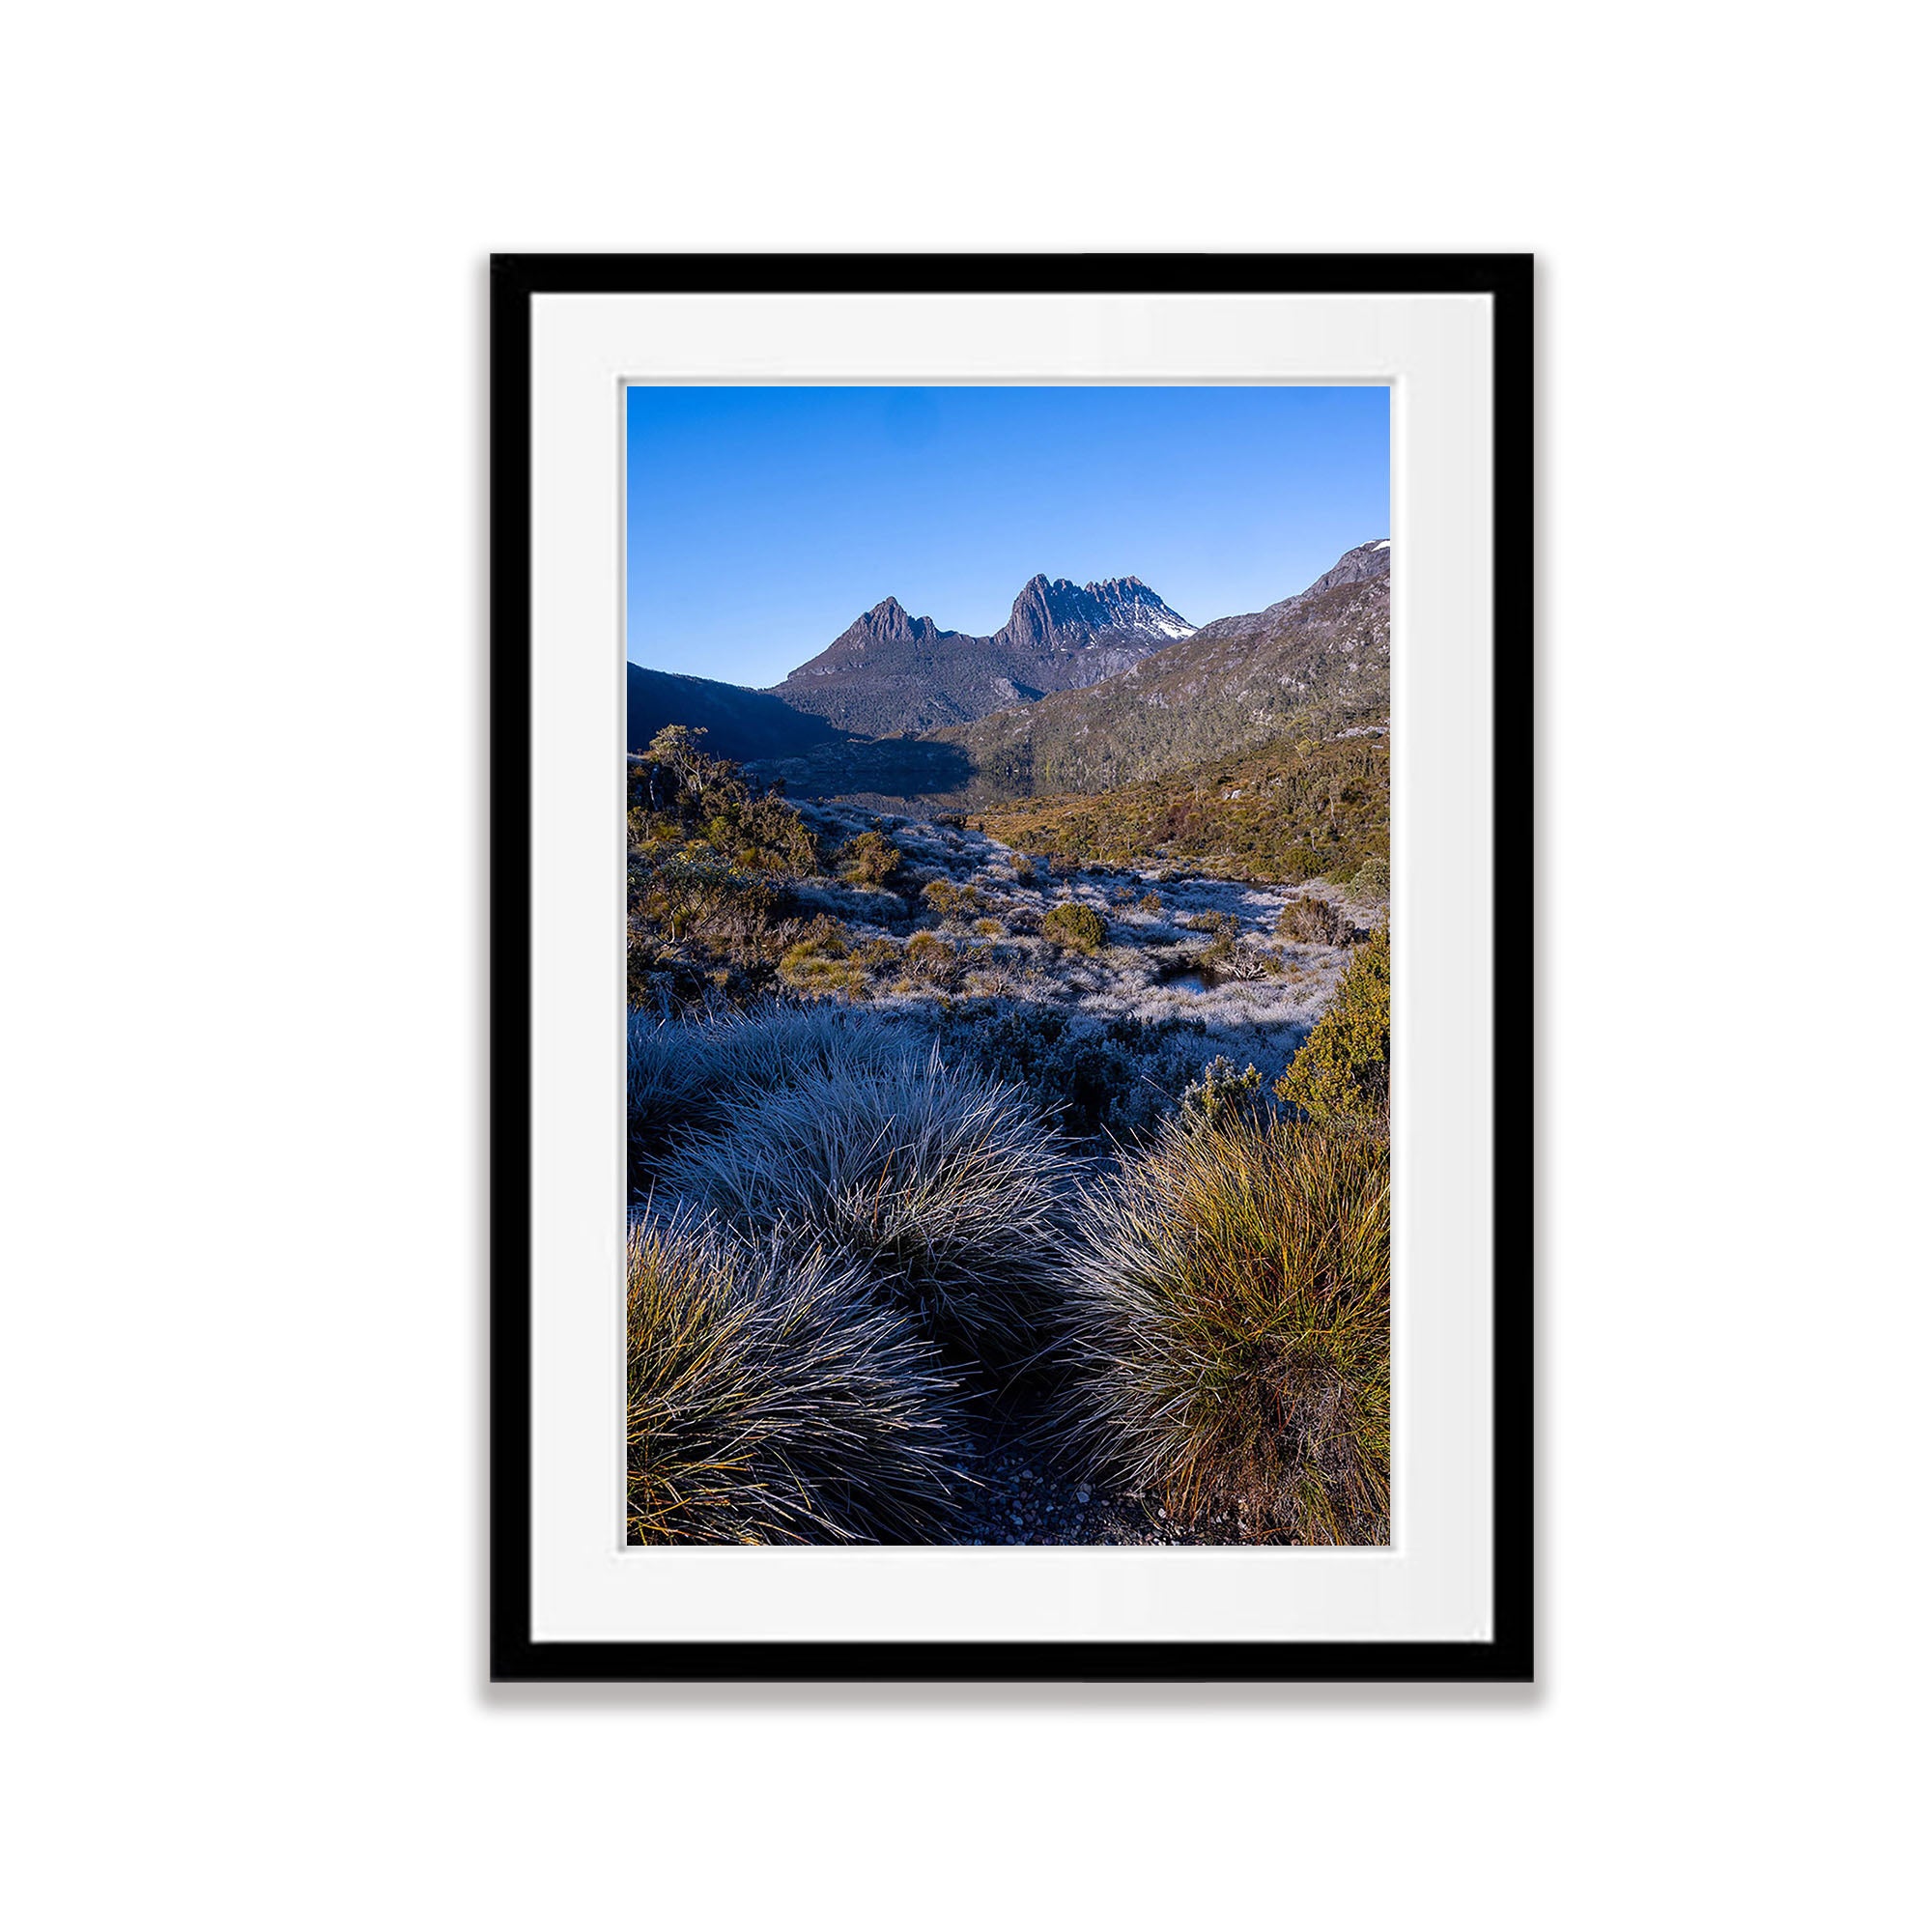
(662, 1052), (1079, 1370)
(625, 1208), (968, 1544)
(1064, 1114), (1391, 1545)
(628, 1003), (914, 1179)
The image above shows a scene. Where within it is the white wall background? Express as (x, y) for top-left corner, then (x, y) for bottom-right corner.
(3, 4), (1924, 1925)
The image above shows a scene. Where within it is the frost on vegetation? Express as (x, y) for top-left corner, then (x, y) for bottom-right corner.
(660, 1051), (1077, 1364)
(628, 1004), (920, 1179)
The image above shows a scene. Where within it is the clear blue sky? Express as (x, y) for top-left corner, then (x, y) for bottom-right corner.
(626, 384), (1387, 690)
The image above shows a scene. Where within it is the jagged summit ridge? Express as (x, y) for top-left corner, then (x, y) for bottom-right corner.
(997, 574), (1195, 655)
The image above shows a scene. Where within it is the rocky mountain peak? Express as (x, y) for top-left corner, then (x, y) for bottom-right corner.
(1302, 539), (1390, 598)
(996, 574), (1194, 655)
(827, 595), (950, 657)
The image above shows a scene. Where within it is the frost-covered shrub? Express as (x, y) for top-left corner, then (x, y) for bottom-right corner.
(662, 1054), (1077, 1364)
(1064, 1114), (1390, 1544)
(1349, 858), (1391, 904)
(627, 1208), (967, 1544)
(1179, 1055), (1266, 1127)
(1219, 941), (1288, 982)
(930, 1004), (1202, 1141)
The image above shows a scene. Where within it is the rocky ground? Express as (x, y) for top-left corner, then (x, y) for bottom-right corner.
(949, 1441), (1241, 1547)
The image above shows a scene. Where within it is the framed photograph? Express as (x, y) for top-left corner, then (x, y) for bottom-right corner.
(491, 254), (1532, 1681)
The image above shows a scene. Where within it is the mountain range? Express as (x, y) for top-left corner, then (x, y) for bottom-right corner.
(628, 539), (1390, 807)
(764, 574), (1196, 737)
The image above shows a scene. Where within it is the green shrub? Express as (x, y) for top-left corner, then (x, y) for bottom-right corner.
(1274, 925), (1389, 1122)
(627, 1208), (966, 1544)
(839, 829), (903, 886)
(1065, 1114), (1390, 1543)
(969, 730), (1388, 885)
(700, 795), (819, 875)
(1042, 901), (1107, 954)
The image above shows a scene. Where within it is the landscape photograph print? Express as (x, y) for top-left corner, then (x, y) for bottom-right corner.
(624, 384), (1392, 1548)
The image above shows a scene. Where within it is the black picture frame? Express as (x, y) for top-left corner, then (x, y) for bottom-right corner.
(490, 253), (1533, 1684)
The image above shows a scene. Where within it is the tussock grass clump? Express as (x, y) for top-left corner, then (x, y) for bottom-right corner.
(628, 1006), (913, 1179)
(1065, 1114), (1390, 1544)
(663, 1053), (1078, 1364)
(921, 878), (981, 918)
(627, 1209), (968, 1544)
(778, 930), (869, 999)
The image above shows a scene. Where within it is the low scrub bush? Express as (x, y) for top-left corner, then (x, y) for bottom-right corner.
(1042, 901), (1107, 954)
(1179, 1055), (1266, 1127)
(662, 1053), (1077, 1365)
(1275, 895), (1352, 947)
(838, 829), (903, 886)
(1065, 1114), (1390, 1543)
(903, 930), (958, 985)
(921, 878), (981, 918)
(1274, 924), (1389, 1122)
(930, 1005), (1203, 1141)
(626, 1208), (967, 1544)
(1349, 857), (1391, 903)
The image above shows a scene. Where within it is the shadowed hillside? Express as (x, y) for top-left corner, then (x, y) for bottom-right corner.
(627, 663), (851, 763)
